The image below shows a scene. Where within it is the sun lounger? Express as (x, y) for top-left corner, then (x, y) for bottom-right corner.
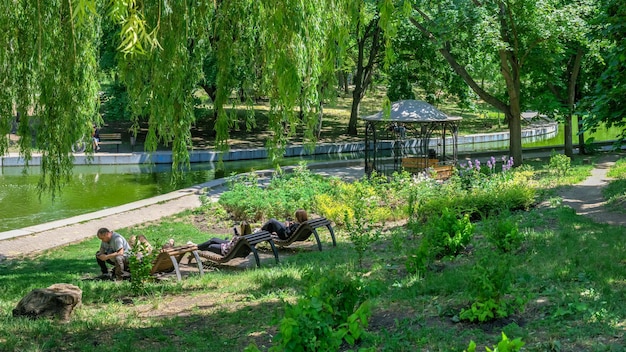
(272, 217), (336, 251)
(150, 244), (204, 281)
(196, 230), (279, 268)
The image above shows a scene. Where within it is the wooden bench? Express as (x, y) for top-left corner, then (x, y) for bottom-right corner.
(196, 231), (279, 268)
(431, 165), (454, 180)
(150, 244), (204, 281)
(272, 217), (337, 251)
(98, 133), (122, 152)
(401, 157), (439, 171)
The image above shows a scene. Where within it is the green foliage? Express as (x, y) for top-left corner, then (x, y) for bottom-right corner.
(465, 332), (525, 352)
(405, 235), (432, 275)
(459, 254), (524, 323)
(0, 0), (100, 197)
(412, 161), (535, 223)
(219, 162), (335, 221)
(425, 208), (474, 258)
(343, 182), (382, 268)
(128, 237), (160, 295)
(483, 211), (524, 253)
(548, 152), (572, 177)
(405, 207), (474, 274)
(271, 269), (373, 351)
(316, 172), (407, 226)
(584, 0), (626, 142)
(266, 163), (335, 218)
(218, 173), (269, 221)
(387, 62), (415, 102)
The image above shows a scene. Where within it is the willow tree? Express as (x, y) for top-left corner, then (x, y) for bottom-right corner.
(1, 0), (356, 194)
(409, 0), (587, 166)
(0, 0), (99, 196)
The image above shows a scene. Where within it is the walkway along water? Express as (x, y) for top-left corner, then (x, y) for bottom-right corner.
(1, 150), (624, 260)
(0, 160), (365, 259)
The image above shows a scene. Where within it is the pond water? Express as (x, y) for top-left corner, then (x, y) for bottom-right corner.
(524, 119), (622, 148)
(1, 121), (620, 233)
(0, 154), (359, 233)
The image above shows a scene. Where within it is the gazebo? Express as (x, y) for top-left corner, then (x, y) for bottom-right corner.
(359, 100), (462, 178)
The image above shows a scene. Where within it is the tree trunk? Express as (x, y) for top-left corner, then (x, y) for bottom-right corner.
(565, 49), (584, 157)
(348, 19), (381, 136)
(348, 92), (361, 136)
(578, 116), (586, 154)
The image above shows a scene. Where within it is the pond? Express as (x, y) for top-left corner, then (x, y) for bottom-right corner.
(1, 120), (620, 233)
(0, 153), (360, 233)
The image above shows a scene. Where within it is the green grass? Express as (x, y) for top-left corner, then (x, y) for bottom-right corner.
(604, 156), (626, 213)
(1, 155), (625, 351)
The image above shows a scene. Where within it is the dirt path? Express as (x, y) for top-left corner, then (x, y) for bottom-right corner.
(558, 153), (625, 227)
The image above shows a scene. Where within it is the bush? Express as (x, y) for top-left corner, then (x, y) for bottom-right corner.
(459, 254), (525, 323)
(270, 269), (373, 351)
(465, 332), (525, 352)
(425, 207), (474, 258)
(548, 152), (571, 177)
(218, 173), (269, 221)
(484, 211), (524, 253)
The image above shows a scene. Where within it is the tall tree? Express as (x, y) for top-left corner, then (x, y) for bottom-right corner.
(0, 0), (100, 196)
(409, 0), (584, 165)
(525, 0), (598, 157)
(1, 0), (352, 192)
(387, 20), (472, 108)
(584, 0), (626, 143)
(348, 2), (384, 136)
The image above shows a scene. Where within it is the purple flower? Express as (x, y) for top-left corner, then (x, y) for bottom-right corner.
(474, 160), (481, 170)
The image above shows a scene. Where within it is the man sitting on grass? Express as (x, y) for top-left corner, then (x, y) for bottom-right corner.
(95, 227), (131, 280)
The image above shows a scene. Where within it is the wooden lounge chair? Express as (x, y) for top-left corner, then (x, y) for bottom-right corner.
(272, 217), (337, 251)
(150, 244), (204, 281)
(196, 231), (279, 268)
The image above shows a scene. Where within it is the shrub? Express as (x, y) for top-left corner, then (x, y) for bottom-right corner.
(459, 254), (525, 323)
(344, 183), (382, 268)
(426, 207), (474, 258)
(548, 152), (571, 177)
(218, 173), (268, 221)
(266, 162), (335, 218)
(127, 237), (160, 295)
(484, 212), (524, 253)
(270, 269), (373, 351)
(465, 332), (525, 352)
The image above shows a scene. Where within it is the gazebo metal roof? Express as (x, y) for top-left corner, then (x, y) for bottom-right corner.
(360, 100), (462, 123)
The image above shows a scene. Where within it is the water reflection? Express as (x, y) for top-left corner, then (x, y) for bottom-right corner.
(0, 154), (362, 232)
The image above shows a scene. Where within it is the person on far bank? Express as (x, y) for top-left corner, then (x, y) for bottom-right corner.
(262, 209), (308, 240)
(96, 228), (131, 280)
(92, 124), (100, 151)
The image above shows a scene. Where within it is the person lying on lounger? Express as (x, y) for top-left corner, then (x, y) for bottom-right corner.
(261, 209), (308, 240)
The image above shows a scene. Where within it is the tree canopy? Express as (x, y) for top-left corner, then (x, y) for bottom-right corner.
(1, 0), (354, 194)
(1, 0), (623, 197)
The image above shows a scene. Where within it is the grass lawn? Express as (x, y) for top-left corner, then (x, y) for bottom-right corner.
(1, 154), (625, 351)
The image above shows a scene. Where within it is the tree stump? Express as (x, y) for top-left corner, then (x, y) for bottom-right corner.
(13, 283), (82, 321)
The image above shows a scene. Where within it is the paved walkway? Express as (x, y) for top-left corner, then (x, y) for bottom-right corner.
(0, 161), (365, 259)
(558, 153), (626, 227)
(0, 152), (623, 260)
